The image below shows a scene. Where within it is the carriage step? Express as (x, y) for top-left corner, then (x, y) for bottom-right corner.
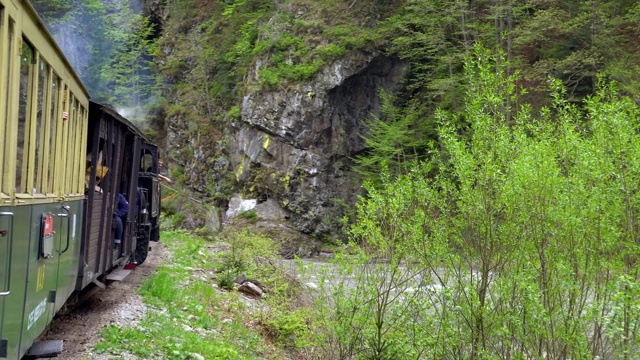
(106, 266), (133, 281)
(25, 340), (63, 358)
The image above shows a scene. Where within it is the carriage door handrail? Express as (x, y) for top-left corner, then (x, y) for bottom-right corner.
(0, 212), (15, 296)
(57, 205), (71, 254)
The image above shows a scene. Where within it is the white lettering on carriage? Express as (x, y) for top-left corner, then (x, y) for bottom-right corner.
(27, 298), (47, 330)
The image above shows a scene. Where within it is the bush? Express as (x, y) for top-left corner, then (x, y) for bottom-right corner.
(311, 46), (640, 359)
(237, 210), (258, 223)
(215, 229), (279, 289)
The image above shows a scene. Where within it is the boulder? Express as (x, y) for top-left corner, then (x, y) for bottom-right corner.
(238, 281), (264, 298)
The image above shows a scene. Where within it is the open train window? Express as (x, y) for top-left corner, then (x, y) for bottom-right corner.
(0, 11), (10, 194)
(87, 139), (108, 193)
(58, 85), (69, 194)
(140, 149), (154, 173)
(33, 57), (49, 194)
(71, 99), (82, 193)
(75, 105), (86, 194)
(0, 5), (3, 193)
(68, 98), (76, 193)
(65, 96), (77, 194)
(16, 40), (34, 195)
(47, 75), (59, 194)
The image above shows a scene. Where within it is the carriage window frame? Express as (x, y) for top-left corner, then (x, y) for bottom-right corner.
(140, 150), (153, 173)
(46, 73), (59, 195)
(0, 7), (7, 194)
(57, 85), (69, 195)
(16, 38), (35, 196)
(64, 94), (78, 195)
(50, 80), (65, 196)
(1, 16), (14, 197)
(65, 96), (74, 194)
(76, 105), (87, 194)
(33, 56), (49, 195)
(0, 4), (4, 194)
(68, 97), (79, 194)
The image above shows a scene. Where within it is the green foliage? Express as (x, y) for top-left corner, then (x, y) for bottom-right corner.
(101, 8), (159, 117)
(262, 307), (314, 348)
(355, 90), (432, 182)
(606, 274), (640, 358)
(237, 210), (259, 223)
(311, 47), (640, 359)
(314, 43), (347, 60)
(30, 0), (74, 18)
(215, 229), (279, 289)
(227, 106), (241, 120)
(213, 228), (318, 349)
(94, 229), (279, 359)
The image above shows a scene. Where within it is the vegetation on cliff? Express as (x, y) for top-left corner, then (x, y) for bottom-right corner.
(153, 0), (640, 214)
(33, 0), (640, 230)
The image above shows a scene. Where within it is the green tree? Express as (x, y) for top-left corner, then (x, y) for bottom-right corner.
(355, 91), (432, 182)
(512, 0), (640, 102)
(29, 0), (74, 19)
(31, 0), (111, 96)
(102, 7), (159, 115)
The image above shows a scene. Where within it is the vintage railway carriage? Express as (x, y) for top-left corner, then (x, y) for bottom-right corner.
(80, 102), (161, 290)
(0, 1), (160, 359)
(0, 1), (90, 358)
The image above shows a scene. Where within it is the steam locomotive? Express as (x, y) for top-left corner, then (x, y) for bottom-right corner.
(0, 1), (161, 358)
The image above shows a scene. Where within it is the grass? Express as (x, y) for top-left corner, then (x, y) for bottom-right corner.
(93, 229), (287, 360)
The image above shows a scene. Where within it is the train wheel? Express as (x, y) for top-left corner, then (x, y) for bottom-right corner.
(135, 231), (150, 265)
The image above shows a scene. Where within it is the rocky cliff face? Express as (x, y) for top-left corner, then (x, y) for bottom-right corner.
(149, 2), (407, 243)
(232, 54), (407, 239)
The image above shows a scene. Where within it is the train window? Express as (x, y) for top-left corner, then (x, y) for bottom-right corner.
(0, 9), (7, 193)
(75, 105), (81, 194)
(1, 19), (14, 195)
(58, 85), (69, 194)
(0, 9), (3, 191)
(64, 96), (73, 194)
(71, 98), (80, 193)
(65, 96), (77, 194)
(140, 150), (153, 172)
(47, 75), (59, 194)
(77, 105), (87, 193)
(33, 57), (49, 194)
(16, 40), (34, 194)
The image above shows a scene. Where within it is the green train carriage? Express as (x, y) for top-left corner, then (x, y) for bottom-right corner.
(0, 1), (161, 359)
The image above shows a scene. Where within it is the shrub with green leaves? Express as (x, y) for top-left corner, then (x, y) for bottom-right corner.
(216, 229), (279, 289)
(312, 45), (640, 359)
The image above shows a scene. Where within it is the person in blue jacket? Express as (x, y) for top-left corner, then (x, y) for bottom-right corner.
(114, 193), (129, 244)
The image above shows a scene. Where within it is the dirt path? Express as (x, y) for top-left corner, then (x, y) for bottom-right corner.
(39, 242), (167, 360)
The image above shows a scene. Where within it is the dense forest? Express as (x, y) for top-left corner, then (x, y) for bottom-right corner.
(33, 0), (640, 358)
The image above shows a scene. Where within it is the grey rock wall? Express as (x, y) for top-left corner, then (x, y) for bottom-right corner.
(149, 1), (408, 242)
(231, 54), (407, 239)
